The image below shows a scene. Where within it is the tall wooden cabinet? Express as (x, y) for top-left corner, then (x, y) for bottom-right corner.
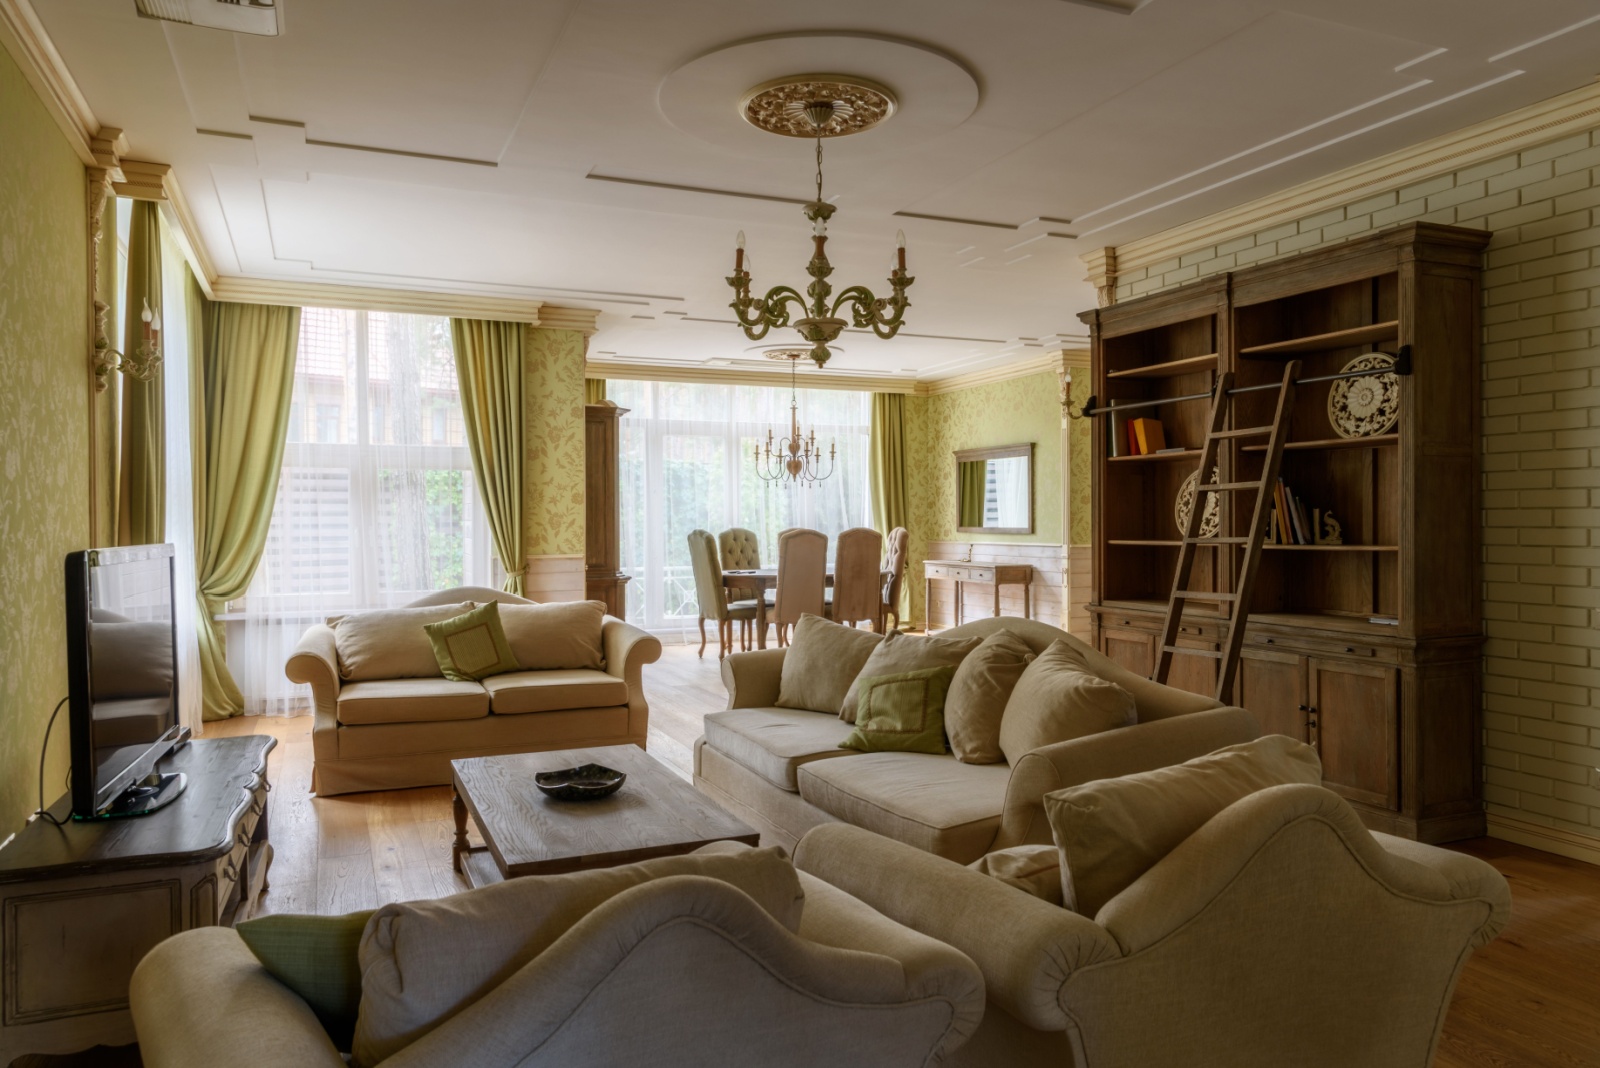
(1079, 223), (1490, 843)
(585, 402), (630, 617)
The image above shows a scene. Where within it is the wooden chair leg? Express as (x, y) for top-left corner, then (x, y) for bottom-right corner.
(698, 616), (707, 658)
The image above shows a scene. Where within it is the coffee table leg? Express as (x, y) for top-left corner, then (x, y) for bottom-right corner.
(452, 786), (468, 874)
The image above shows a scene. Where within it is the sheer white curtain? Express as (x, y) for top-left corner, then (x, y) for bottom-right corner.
(993, 457), (1029, 529)
(608, 380), (872, 635)
(228, 308), (498, 714)
(158, 210), (202, 735)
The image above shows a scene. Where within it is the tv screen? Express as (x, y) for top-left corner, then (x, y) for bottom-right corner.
(65, 545), (184, 819)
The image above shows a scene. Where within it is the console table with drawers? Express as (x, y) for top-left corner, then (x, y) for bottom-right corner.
(924, 559), (1035, 629)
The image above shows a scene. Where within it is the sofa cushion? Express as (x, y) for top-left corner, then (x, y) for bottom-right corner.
(999, 640), (1136, 765)
(498, 600), (607, 671)
(946, 630), (1036, 765)
(840, 630), (982, 723)
(1044, 735), (1323, 917)
(330, 602), (474, 681)
(841, 667), (956, 756)
(237, 910), (374, 1050)
(352, 842), (803, 1066)
(423, 602), (519, 682)
(797, 753), (1011, 863)
(967, 844), (1063, 906)
(702, 707), (858, 792)
(775, 613), (884, 715)
(482, 670), (628, 715)
(336, 678), (489, 726)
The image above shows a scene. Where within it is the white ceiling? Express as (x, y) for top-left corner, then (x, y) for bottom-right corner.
(29, 0), (1600, 379)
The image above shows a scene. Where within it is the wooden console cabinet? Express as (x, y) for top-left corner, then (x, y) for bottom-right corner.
(1081, 223), (1489, 843)
(0, 735), (273, 1062)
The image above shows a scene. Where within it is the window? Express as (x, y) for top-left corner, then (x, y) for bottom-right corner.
(607, 380), (873, 631)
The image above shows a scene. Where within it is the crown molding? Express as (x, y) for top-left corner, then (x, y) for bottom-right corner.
(1109, 78), (1600, 276)
(534, 306), (601, 335)
(1488, 812), (1600, 867)
(160, 171), (216, 296)
(0, 0), (96, 164)
(587, 359), (920, 394)
(112, 159), (168, 201)
(918, 353), (1061, 396)
(209, 276), (546, 321)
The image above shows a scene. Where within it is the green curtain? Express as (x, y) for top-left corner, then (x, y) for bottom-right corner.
(117, 200), (165, 546)
(869, 393), (910, 621)
(451, 318), (527, 596)
(959, 460), (987, 527)
(585, 377), (607, 405)
(194, 300), (302, 719)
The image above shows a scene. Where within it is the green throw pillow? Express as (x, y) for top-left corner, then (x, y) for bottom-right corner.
(840, 666), (956, 755)
(423, 601), (520, 681)
(237, 910), (374, 1049)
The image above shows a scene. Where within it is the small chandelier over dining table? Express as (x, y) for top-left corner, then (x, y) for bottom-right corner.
(727, 74), (914, 370)
(754, 348), (835, 486)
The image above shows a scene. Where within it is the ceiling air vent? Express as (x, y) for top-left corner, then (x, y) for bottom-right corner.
(134, 0), (280, 36)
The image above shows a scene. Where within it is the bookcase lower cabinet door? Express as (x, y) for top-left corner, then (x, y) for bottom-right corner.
(1238, 648), (1309, 742)
(1308, 658), (1400, 811)
(1100, 625), (1155, 678)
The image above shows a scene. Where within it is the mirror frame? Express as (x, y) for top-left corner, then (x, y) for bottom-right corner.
(954, 442), (1035, 535)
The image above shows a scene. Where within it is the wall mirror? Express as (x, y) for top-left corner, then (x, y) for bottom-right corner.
(955, 443), (1034, 535)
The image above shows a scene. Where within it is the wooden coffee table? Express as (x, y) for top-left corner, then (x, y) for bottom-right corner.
(450, 744), (758, 887)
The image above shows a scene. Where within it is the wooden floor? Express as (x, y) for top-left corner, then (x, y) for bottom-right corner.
(190, 644), (1598, 1065)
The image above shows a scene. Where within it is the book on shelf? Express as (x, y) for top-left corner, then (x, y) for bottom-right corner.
(1130, 418), (1166, 455)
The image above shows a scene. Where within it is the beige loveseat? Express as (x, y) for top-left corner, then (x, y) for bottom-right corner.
(130, 843), (985, 1068)
(694, 616), (1259, 862)
(797, 788), (1510, 1068)
(288, 587), (661, 795)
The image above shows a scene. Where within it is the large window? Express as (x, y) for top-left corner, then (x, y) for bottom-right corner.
(607, 380), (872, 632)
(230, 308), (495, 711)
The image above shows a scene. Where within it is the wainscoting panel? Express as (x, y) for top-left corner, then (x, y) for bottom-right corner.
(525, 554), (586, 603)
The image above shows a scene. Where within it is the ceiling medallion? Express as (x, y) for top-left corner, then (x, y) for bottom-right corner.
(760, 347), (814, 361)
(728, 75), (913, 369)
(739, 74), (898, 138)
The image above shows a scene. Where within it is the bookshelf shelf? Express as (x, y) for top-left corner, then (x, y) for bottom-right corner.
(1107, 539), (1181, 547)
(1262, 544), (1399, 552)
(1243, 434), (1398, 453)
(1238, 320), (1399, 358)
(1106, 353), (1219, 379)
(1108, 450), (1201, 463)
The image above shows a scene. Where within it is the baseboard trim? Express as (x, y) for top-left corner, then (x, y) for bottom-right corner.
(1487, 812), (1600, 867)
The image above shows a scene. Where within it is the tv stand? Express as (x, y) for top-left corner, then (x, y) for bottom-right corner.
(0, 735), (273, 1064)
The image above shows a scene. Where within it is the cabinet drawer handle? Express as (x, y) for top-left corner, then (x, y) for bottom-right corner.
(1264, 638), (1274, 644)
(223, 861), (238, 883)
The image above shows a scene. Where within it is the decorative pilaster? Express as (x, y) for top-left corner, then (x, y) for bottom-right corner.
(1081, 246), (1118, 307)
(1052, 347), (1094, 638)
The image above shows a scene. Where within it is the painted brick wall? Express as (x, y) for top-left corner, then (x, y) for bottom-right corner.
(1114, 126), (1600, 847)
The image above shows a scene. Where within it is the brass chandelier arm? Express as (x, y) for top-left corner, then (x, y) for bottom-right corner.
(831, 280), (914, 338)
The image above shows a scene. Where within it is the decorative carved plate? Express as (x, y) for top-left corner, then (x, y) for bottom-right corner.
(1174, 467), (1222, 539)
(1327, 352), (1400, 438)
(741, 75), (897, 138)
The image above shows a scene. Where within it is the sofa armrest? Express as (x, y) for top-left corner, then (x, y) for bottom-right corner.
(602, 616), (662, 684)
(132, 927), (346, 1068)
(992, 705), (1261, 850)
(286, 624), (341, 748)
(720, 648), (787, 709)
(382, 874), (984, 1068)
(794, 823), (1119, 1033)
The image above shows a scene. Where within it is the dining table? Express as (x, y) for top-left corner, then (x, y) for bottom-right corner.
(720, 568), (889, 649)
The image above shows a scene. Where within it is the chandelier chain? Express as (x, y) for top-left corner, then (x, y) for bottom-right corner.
(815, 137), (823, 203)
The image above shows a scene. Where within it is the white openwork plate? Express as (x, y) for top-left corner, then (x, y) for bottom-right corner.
(1327, 352), (1400, 438)
(1174, 467), (1221, 539)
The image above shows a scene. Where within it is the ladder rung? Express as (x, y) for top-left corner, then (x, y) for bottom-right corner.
(1211, 426), (1275, 439)
(1175, 591), (1239, 602)
(1196, 482), (1260, 493)
(1163, 645), (1222, 658)
(1186, 536), (1249, 544)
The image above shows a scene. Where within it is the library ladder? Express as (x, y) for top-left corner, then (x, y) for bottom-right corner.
(1153, 360), (1299, 701)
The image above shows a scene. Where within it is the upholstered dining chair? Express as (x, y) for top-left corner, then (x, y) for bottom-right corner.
(719, 527), (766, 644)
(827, 527), (883, 629)
(772, 528), (826, 647)
(880, 526), (909, 632)
(688, 529), (758, 659)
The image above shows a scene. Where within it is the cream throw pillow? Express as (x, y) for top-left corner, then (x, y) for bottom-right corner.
(945, 630), (1036, 764)
(775, 613), (884, 715)
(968, 844), (1063, 906)
(1044, 735), (1323, 917)
(497, 600), (607, 671)
(331, 603), (473, 681)
(839, 630), (982, 723)
(998, 639), (1136, 765)
(352, 843), (803, 1066)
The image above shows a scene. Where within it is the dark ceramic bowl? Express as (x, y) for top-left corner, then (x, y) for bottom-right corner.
(534, 764), (626, 801)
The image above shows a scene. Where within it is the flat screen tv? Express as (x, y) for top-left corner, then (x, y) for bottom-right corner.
(64, 545), (187, 819)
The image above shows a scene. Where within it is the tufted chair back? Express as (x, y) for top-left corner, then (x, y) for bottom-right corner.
(719, 527), (762, 603)
(686, 529), (729, 621)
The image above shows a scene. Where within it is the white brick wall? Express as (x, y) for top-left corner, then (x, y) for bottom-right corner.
(1117, 127), (1600, 846)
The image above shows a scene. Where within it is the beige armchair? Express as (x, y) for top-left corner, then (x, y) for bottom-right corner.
(132, 856), (986, 1068)
(796, 785), (1511, 1068)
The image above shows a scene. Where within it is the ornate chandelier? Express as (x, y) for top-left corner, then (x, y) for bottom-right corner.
(727, 75), (914, 370)
(754, 349), (835, 485)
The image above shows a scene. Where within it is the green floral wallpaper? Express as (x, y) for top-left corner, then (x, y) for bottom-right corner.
(0, 47), (90, 837)
(1068, 373), (1092, 548)
(523, 326), (586, 557)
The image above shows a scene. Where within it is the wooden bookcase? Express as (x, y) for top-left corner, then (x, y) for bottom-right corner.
(1079, 223), (1490, 842)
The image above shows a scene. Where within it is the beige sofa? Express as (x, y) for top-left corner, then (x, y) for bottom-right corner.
(694, 616), (1259, 862)
(796, 788), (1511, 1068)
(130, 844), (985, 1068)
(288, 586), (661, 795)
